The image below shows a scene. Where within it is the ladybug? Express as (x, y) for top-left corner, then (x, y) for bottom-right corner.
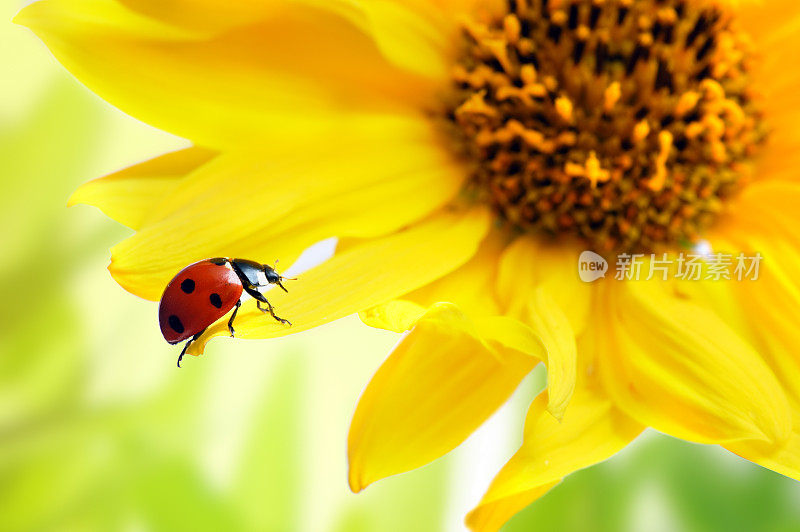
(159, 257), (293, 367)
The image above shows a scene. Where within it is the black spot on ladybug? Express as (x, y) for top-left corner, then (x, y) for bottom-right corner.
(180, 278), (195, 294)
(168, 315), (185, 334)
(209, 293), (223, 308)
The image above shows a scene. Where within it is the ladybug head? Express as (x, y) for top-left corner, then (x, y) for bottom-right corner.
(264, 265), (293, 292)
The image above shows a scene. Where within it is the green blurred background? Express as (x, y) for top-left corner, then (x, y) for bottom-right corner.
(2, 1), (800, 530)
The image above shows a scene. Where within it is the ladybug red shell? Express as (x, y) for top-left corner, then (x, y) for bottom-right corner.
(159, 260), (243, 344)
(159, 257), (293, 367)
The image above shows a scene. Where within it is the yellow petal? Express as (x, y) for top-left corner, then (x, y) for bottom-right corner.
(726, 426), (800, 481)
(471, 315), (546, 362)
(710, 182), (800, 492)
(109, 116), (465, 300)
(497, 237), (582, 419)
(114, 0), (270, 35)
(712, 182), (800, 405)
(474, 290), (578, 422)
(398, 228), (510, 318)
(525, 289), (577, 420)
(598, 276), (791, 446)
(720, 181), (800, 248)
(330, 0), (506, 64)
(497, 235), (592, 335)
(361, 234), (575, 419)
(426, 0), (506, 19)
(68, 146), (216, 230)
(737, 1), (800, 181)
(348, 303), (536, 492)
(359, 300), (428, 333)
(735, 0), (800, 50)
(361, 304), (550, 364)
(466, 384), (643, 532)
(363, 293), (573, 421)
(187, 206), (492, 355)
(117, 0), (454, 81)
(15, 0), (434, 148)
(351, 1), (451, 81)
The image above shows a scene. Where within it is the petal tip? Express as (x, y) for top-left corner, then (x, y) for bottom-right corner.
(347, 467), (368, 494)
(186, 339), (207, 357)
(11, 8), (30, 28)
(546, 404), (566, 422)
(107, 257), (124, 283)
(107, 257), (161, 302)
(66, 187), (83, 208)
(12, 2), (46, 30)
(464, 506), (491, 532)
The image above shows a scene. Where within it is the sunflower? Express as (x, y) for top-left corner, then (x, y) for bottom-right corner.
(16, 0), (800, 529)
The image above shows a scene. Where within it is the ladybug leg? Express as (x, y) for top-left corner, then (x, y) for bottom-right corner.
(177, 331), (204, 368)
(243, 284), (292, 326)
(228, 299), (242, 337)
(256, 298), (292, 326)
(177, 341), (190, 368)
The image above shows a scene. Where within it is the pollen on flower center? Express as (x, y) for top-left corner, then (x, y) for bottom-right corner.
(446, 0), (766, 252)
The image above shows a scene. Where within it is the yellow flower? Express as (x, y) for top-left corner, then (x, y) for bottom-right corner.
(16, 0), (800, 529)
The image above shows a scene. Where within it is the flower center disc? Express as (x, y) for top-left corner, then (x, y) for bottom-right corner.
(448, 0), (766, 252)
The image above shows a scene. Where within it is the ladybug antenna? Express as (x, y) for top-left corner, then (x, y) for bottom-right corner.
(268, 260), (296, 292)
(278, 274), (298, 292)
(276, 279), (289, 293)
